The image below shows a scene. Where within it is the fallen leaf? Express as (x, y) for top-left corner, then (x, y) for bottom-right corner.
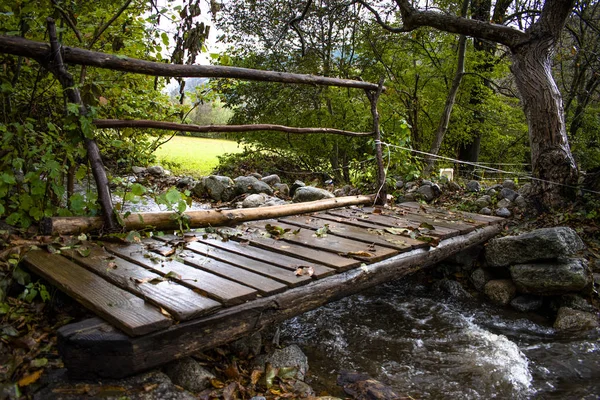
(183, 235), (198, 243)
(107, 261), (118, 269)
(158, 247), (176, 257)
(250, 369), (262, 385)
(224, 362), (240, 380)
(223, 382), (237, 400)
(372, 208), (383, 214)
(419, 222), (435, 231)
(18, 370), (43, 387)
(210, 378), (225, 389)
(159, 308), (172, 318)
(76, 246), (91, 257)
(164, 271), (182, 280)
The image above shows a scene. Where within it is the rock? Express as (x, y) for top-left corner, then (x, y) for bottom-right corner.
(273, 183), (290, 197)
(502, 179), (516, 190)
(164, 169), (171, 176)
(510, 258), (589, 295)
(163, 357), (214, 393)
(518, 183), (534, 196)
(510, 295), (543, 312)
(333, 185), (354, 197)
(590, 258), (600, 273)
(250, 397), (267, 400)
(417, 185), (437, 202)
(466, 180), (481, 192)
(446, 245), (483, 271)
(292, 380), (315, 397)
(553, 307), (599, 331)
(499, 187), (519, 202)
(234, 176), (274, 196)
(0, 383), (19, 400)
(395, 180), (404, 189)
(484, 279), (517, 306)
(254, 344), (309, 381)
(337, 371), (401, 400)
(486, 227), (586, 267)
(242, 193), (270, 208)
(421, 179), (433, 186)
(403, 192), (418, 201)
(433, 278), (471, 299)
(147, 165), (165, 176)
(557, 294), (596, 313)
(289, 180), (305, 197)
(471, 268), (493, 292)
(486, 188), (497, 196)
(132, 166), (146, 174)
(404, 181), (418, 191)
(497, 198), (512, 209)
(479, 207), (492, 215)
(193, 175), (235, 202)
(475, 195), (491, 208)
(249, 172), (262, 179)
(176, 176), (195, 189)
(230, 332), (262, 358)
(446, 181), (461, 192)
(261, 174), (281, 186)
(495, 207), (511, 217)
(292, 186), (334, 203)
(514, 195), (527, 208)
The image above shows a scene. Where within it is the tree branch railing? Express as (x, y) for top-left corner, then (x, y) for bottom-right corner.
(0, 33), (388, 233)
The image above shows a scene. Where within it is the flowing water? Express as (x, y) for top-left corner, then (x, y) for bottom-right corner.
(279, 276), (600, 399)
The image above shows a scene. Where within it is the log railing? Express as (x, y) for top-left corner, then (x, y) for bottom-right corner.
(0, 30), (387, 234)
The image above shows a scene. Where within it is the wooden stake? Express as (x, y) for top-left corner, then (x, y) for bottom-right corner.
(366, 77), (387, 206)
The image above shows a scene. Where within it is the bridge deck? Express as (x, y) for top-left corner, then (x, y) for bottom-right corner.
(22, 202), (504, 378)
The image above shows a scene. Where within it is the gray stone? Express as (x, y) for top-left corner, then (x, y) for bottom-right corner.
(234, 176), (274, 196)
(193, 175), (235, 202)
(486, 188), (497, 196)
(518, 183), (534, 196)
(176, 176), (195, 189)
(514, 195), (527, 208)
(242, 193), (270, 208)
(292, 380), (315, 397)
(403, 192), (418, 201)
(164, 169), (171, 176)
(230, 332), (262, 357)
(502, 179), (516, 190)
(254, 344), (309, 381)
(484, 279), (517, 306)
(557, 294), (595, 313)
(479, 207), (492, 215)
(499, 187), (519, 202)
(273, 183), (290, 197)
(489, 184), (504, 191)
(510, 258), (589, 295)
(486, 227), (586, 267)
(434, 278), (471, 299)
(475, 195), (492, 208)
(250, 397), (267, 400)
(395, 180), (404, 189)
(333, 185), (353, 197)
(466, 180), (481, 192)
(471, 268), (493, 292)
(447, 181), (461, 192)
(261, 174), (281, 186)
(554, 307), (599, 331)
(421, 179), (433, 186)
(497, 198), (512, 209)
(591, 258), (600, 273)
(417, 185), (436, 202)
(290, 180), (305, 197)
(163, 357), (214, 393)
(0, 383), (19, 400)
(292, 186), (334, 203)
(495, 207), (511, 217)
(510, 295), (543, 312)
(147, 165), (165, 176)
(132, 166), (146, 174)
(249, 172), (262, 179)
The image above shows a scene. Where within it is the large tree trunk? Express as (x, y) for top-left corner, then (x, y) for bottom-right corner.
(511, 40), (578, 208)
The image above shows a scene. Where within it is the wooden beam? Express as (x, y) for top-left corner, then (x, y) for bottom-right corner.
(0, 35), (382, 91)
(57, 223), (503, 379)
(93, 119), (373, 137)
(40, 195), (376, 235)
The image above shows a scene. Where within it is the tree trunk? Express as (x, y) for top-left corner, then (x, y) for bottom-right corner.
(511, 40), (578, 207)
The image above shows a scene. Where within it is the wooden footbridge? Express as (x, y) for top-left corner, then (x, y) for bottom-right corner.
(22, 202), (504, 378)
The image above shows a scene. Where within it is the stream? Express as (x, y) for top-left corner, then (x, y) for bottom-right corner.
(279, 275), (600, 399)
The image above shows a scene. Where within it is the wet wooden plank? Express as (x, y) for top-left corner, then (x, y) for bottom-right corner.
(145, 239), (288, 295)
(363, 207), (478, 234)
(398, 202), (505, 225)
(193, 236), (335, 279)
(182, 241), (312, 287)
(327, 209), (458, 239)
(62, 246), (220, 321)
(22, 250), (171, 336)
(225, 227), (361, 271)
(280, 214), (421, 251)
(105, 242), (256, 306)
(246, 220), (399, 263)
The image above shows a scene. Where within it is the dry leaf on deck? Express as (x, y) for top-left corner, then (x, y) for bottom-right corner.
(18, 369), (43, 387)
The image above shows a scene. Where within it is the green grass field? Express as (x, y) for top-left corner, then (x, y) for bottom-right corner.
(153, 136), (243, 177)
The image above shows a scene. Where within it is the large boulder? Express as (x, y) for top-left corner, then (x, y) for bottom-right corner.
(417, 184), (439, 202)
(234, 176), (274, 196)
(471, 268), (493, 292)
(486, 227), (585, 267)
(510, 258), (589, 295)
(242, 193), (287, 208)
(253, 344), (309, 381)
(484, 279), (516, 306)
(499, 187), (518, 202)
(466, 180), (481, 192)
(292, 186), (334, 203)
(261, 174), (281, 186)
(163, 357), (214, 392)
(289, 180), (306, 197)
(193, 175), (235, 202)
(510, 295), (543, 312)
(553, 307), (599, 331)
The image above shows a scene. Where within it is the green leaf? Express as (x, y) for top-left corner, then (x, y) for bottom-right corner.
(12, 267), (30, 286)
(75, 165), (87, 181)
(130, 183), (146, 196)
(77, 247), (91, 257)
(161, 32), (169, 46)
(165, 188), (181, 205)
(66, 103), (80, 115)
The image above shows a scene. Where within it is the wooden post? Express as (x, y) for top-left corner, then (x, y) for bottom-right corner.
(366, 77), (386, 206)
(45, 18), (117, 231)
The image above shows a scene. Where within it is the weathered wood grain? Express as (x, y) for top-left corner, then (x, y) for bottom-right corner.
(22, 250), (171, 336)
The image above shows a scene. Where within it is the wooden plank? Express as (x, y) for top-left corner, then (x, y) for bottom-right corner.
(143, 239), (288, 295)
(57, 223), (505, 379)
(399, 202), (505, 225)
(367, 205), (481, 230)
(22, 250), (171, 336)
(280, 214), (421, 251)
(105, 242), (256, 306)
(224, 227), (361, 271)
(183, 241), (312, 287)
(363, 207), (478, 234)
(193, 236), (336, 279)
(62, 246), (220, 321)
(327, 209), (458, 239)
(246, 220), (399, 263)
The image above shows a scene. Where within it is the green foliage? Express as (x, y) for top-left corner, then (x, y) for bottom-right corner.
(155, 187), (192, 233)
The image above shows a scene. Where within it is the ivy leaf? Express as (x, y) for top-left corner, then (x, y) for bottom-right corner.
(76, 247), (91, 258)
(314, 224), (330, 237)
